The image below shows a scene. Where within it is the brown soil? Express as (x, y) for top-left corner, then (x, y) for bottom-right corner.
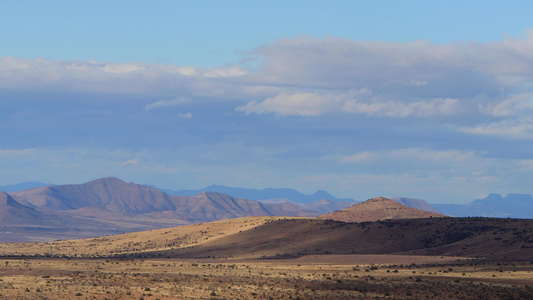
(0, 256), (531, 299)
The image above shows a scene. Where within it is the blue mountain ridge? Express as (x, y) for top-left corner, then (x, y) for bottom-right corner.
(434, 193), (533, 218)
(0, 182), (53, 193)
(5, 180), (532, 219)
(157, 184), (356, 204)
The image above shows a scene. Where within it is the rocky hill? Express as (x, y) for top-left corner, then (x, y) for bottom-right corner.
(318, 197), (447, 222)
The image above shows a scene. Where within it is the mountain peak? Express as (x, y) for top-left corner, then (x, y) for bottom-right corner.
(87, 177), (127, 185)
(318, 197), (447, 223)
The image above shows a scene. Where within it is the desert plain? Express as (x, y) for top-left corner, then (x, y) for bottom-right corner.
(1, 216), (532, 299)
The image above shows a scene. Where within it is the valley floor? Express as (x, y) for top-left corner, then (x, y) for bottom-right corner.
(0, 255), (531, 299)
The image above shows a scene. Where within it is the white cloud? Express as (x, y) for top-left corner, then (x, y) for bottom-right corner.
(479, 93), (533, 117)
(0, 57), (246, 96)
(178, 112), (193, 119)
(202, 66), (247, 78)
(387, 148), (476, 162)
(144, 97), (190, 111)
(517, 159), (533, 171)
(236, 92), (346, 116)
(343, 97), (459, 117)
(121, 158), (140, 167)
(460, 118), (533, 139)
(340, 151), (377, 163)
(340, 148), (476, 165)
(3, 32), (533, 116)
(252, 33), (533, 90)
(237, 90), (460, 118)
(100, 63), (146, 74)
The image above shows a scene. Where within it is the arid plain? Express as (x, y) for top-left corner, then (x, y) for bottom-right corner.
(1, 216), (533, 299)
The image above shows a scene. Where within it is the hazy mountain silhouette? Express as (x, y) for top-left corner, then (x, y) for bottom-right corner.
(168, 184), (355, 203)
(434, 193), (533, 218)
(0, 181), (53, 193)
(390, 197), (441, 213)
(12, 177), (178, 213)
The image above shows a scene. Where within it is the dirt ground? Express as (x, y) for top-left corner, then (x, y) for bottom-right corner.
(0, 254), (532, 299)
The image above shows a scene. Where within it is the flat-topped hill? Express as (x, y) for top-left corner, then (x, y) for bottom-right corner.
(317, 197), (447, 222)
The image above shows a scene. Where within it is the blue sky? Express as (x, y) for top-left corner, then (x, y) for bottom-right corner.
(2, 1), (533, 203)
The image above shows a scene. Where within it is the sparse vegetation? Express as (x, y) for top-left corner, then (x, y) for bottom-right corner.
(0, 256), (530, 299)
(0, 216), (532, 298)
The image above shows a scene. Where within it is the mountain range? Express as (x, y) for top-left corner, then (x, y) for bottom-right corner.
(0, 177), (446, 242)
(169, 184), (355, 203)
(0, 177), (531, 242)
(435, 193), (533, 218)
(1, 177), (323, 242)
(4, 180), (531, 219)
(0, 181), (52, 193)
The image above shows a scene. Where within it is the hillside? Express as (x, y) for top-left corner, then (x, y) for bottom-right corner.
(0, 191), (43, 224)
(1, 216), (532, 262)
(317, 197), (447, 222)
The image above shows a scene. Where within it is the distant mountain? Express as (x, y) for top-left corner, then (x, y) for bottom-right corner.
(390, 197), (441, 213)
(6, 177), (317, 241)
(0, 191), (43, 225)
(0, 191), (134, 243)
(11, 177), (317, 220)
(318, 197), (447, 223)
(435, 193), (533, 218)
(301, 199), (358, 214)
(13, 177), (178, 214)
(0, 181), (53, 193)
(170, 191), (316, 222)
(168, 184), (355, 204)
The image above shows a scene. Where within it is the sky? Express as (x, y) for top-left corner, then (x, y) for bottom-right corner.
(2, 1), (533, 204)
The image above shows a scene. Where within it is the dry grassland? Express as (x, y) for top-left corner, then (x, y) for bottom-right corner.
(1, 216), (533, 299)
(0, 256), (532, 299)
(0, 217), (291, 258)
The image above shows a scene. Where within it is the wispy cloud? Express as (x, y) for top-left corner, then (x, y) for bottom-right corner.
(121, 158), (140, 167)
(340, 148), (476, 165)
(0, 148), (37, 155)
(237, 90), (460, 118)
(460, 118), (533, 139)
(178, 112), (193, 119)
(340, 151), (377, 163)
(144, 97), (190, 111)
